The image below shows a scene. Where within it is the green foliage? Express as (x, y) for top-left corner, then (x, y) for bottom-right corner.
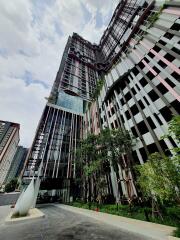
(69, 202), (180, 227)
(136, 116), (180, 203)
(76, 128), (133, 178)
(174, 225), (180, 238)
(99, 128), (133, 172)
(136, 152), (180, 203)
(148, 6), (163, 28)
(168, 115), (180, 143)
(91, 78), (104, 100)
(75, 128), (133, 199)
(5, 178), (18, 193)
(84, 160), (101, 176)
(166, 206), (180, 220)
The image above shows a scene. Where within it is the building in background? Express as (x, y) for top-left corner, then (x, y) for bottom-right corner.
(23, 0), (180, 202)
(0, 120), (20, 186)
(5, 146), (28, 183)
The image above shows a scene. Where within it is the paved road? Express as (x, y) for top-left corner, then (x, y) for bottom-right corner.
(0, 204), (152, 240)
(0, 192), (19, 206)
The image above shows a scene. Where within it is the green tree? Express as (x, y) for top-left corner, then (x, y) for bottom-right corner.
(5, 178), (18, 193)
(136, 152), (180, 203)
(136, 116), (180, 205)
(76, 128), (134, 203)
(76, 133), (100, 201)
(99, 128), (135, 203)
(167, 115), (180, 143)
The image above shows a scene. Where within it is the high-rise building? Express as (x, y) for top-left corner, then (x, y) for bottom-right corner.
(5, 146), (28, 183)
(23, 33), (100, 201)
(23, 0), (180, 202)
(0, 120), (20, 186)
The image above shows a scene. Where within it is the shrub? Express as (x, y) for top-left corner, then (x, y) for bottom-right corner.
(5, 178), (18, 192)
(174, 225), (180, 238)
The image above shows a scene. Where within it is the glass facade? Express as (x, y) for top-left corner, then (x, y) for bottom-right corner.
(56, 90), (83, 114)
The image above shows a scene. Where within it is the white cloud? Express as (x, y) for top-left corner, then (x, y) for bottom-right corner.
(0, 76), (49, 147)
(0, 0), (117, 147)
(82, 0), (119, 26)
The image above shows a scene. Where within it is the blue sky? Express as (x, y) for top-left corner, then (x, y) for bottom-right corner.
(0, 0), (119, 147)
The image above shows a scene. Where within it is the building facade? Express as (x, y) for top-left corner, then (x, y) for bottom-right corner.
(5, 146), (28, 183)
(23, 33), (100, 201)
(23, 0), (180, 201)
(0, 120), (20, 186)
(85, 0), (180, 200)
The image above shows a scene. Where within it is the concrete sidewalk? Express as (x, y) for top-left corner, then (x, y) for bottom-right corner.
(55, 204), (176, 240)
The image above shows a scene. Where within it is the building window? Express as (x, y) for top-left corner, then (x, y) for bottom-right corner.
(132, 150), (140, 164)
(138, 61), (145, 69)
(171, 100), (180, 114)
(153, 45), (161, 52)
(147, 51), (154, 58)
(126, 78), (130, 84)
(147, 143), (159, 154)
(165, 78), (175, 88)
(138, 100), (145, 109)
(171, 71), (180, 83)
(171, 47), (180, 56)
(159, 139), (171, 156)
(136, 84), (140, 91)
(171, 23), (179, 31)
(148, 90), (159, 101)
(120, 114), (125, 123)
(144, 57), (150, 63)
(146, 71), (155, 80)
(159, 39), (166, 46)
(139, 147), (147, 161)
(143, 96), (150, 105)
(164, 32), (173, 40)
(168, 136), (178, 148)
(154, 113), (163, 125)
(120, 98), (125, 105)
(111, 123), (114, 129)
(124, 92), (131, 102)
(152, 66), (160, 75)
(132, 67), (139, 76)
(111, 107), (115, 115)
(158, 60), (166, 69)
(137, 121), (149, 135)
(164, 53), (175, 62)
(130, 104), (139, 116)
(125, 111), (131, 120)
(159, 106), (172, 122)
(140, 78), (147, 87)
(146, 116), (156, 129)
(120, 81), (126, 90)
(114, 119), (118, 128)
(131, 87), (136, 95)
(156, 84), (168, 95)
(131, 126), (138, 138)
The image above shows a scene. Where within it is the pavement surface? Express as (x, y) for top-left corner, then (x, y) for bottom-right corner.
(58, 204), (175, 240)
(0, 204), (153, 240)
(0, 192), (20, 206)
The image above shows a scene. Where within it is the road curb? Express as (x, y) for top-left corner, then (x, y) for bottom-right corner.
(5, 208), (45, 224)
